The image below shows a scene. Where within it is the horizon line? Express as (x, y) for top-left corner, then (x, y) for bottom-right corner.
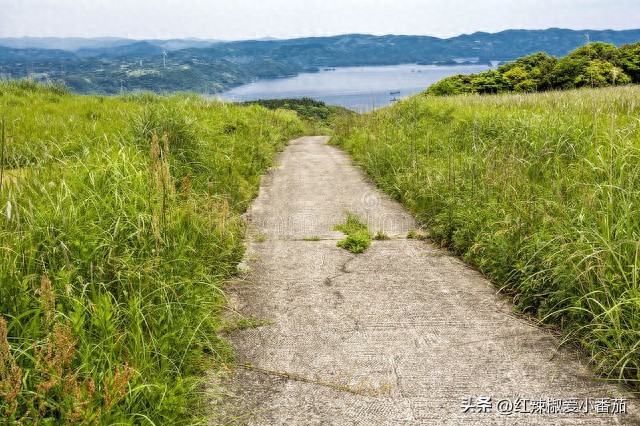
(2, 27), (640, 44)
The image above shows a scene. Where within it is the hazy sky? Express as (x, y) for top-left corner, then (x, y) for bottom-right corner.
(2, 0), (639, 40)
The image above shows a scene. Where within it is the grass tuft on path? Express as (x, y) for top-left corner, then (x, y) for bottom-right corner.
(334, 213), (372, 253)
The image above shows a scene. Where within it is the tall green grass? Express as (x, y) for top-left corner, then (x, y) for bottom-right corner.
(0, 81), (304, 423)
(333, 86), (640, 387)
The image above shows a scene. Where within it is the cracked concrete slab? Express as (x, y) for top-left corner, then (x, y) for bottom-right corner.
(207, 136), (639, 425)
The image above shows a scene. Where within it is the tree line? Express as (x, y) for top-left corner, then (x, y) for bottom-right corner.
(427, 42), (640, 95)
(242, 98), (352, 122)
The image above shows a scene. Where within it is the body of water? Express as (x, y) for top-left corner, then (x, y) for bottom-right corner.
(218, 63), (493, 111)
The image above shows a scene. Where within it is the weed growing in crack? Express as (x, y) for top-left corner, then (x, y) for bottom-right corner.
(334, 213), (372, 253)
(374, 230), (391, 240)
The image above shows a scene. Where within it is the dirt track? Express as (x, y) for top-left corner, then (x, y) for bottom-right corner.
(209, 136), (638, 425)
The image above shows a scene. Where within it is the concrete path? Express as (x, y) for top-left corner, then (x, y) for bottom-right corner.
(209, 136), (638, 425)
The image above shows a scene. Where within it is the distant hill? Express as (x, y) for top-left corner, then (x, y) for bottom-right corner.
(191, 29), (640, 67)
(0, 36), (220, 51)
(0, 45), (76, 61)
(1, 28), (639, 95)
(75, 41), (164, 58)
(0, 36), (132, 50)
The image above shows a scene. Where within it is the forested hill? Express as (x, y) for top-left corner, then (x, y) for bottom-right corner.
(427, 41), (640, 95)
(1, 28), (640, 95)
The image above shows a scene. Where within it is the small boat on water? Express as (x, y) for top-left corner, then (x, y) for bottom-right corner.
(389, 90), (400, 95)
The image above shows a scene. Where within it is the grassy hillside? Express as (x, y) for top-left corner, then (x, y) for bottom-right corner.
(333, 86), (640, 387)
(0, 81), (304, 423)
(428, 41), (640, 95)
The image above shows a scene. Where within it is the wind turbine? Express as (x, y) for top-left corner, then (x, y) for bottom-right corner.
(162, 51), (167, 69)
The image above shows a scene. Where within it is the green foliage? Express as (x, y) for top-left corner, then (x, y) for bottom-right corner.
(242, 98), (353, 134)
(333, 86), (640, 388)
(428, 42), (640, 95)
(406, 230), (428, 241)
(0, 81), (304, 423)
(334, 212), (368, 235)
(334, 213), (372, 253)
(618, 43), (640, 82)
(337, 231), (372, 254)
(374, 230), (390, 240)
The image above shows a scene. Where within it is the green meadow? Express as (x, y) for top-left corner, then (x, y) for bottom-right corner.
(0, 80), (303, 424)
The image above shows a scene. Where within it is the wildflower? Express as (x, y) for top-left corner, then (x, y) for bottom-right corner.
(103, 363), (136, 411)
(66, 376), (97, 423)
(35, 323), (77, 398)
(0, 315), (22, 417)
